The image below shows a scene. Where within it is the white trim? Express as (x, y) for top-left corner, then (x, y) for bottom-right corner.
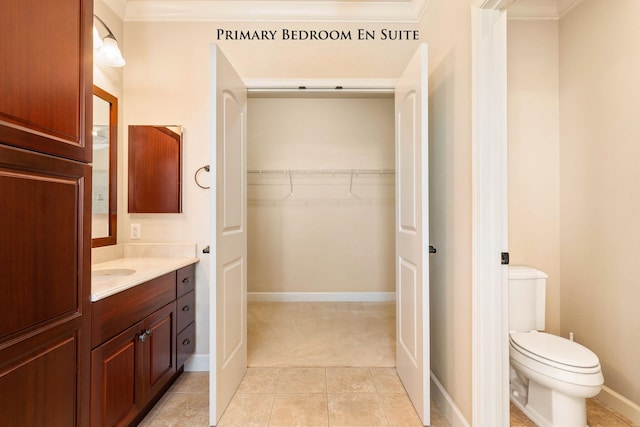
(244, 78), (397, 92)
(247, 292), (396, 302)
(597, 386), (640, 426)
(102, 0), (127, 19)
(430, 372), (471, 427)
(125, 0), (428, 23)
(471, 4), (509, 427)
(184, 354), (210, 372)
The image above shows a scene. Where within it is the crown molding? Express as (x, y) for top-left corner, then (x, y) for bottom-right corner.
(102, 0), (128, 19)
(124, 0), (428, 23)
(507, 0), (583, 20)
(556, 0), (584, 17)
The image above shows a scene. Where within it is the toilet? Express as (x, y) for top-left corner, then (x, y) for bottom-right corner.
(509, 266), (604, 427)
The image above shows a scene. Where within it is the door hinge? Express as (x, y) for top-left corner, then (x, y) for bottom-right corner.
(501, 252), (509, 265)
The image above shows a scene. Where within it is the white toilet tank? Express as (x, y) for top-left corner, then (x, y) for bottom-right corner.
(509, 266), (548, 332)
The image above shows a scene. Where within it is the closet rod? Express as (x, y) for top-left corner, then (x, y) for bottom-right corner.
(247, 168), (395, 175)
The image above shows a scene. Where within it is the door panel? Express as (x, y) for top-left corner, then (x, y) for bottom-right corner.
(210, 45), (248, 425)
(143, 303), (177, 400)
(395, 43), (430, 425)
(0, 330), (78, 427)
(91, 322), (141, 427)
(0, 0), (92, 162)
(0, 144), (91, 427)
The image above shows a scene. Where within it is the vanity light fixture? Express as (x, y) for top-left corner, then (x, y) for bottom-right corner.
(93, 15), (125, 67)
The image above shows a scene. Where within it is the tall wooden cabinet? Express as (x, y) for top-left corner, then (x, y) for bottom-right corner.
(0, 0), (93, 426)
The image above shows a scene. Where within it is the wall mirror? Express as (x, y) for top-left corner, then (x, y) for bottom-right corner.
(92, 86), (118, 247)
(128, 125), (183, 213)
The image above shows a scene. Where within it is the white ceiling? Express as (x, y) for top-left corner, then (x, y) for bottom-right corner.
(104, 0), (583, 23)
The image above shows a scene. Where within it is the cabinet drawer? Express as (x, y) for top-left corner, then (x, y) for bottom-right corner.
(176, 264), (195, 297)
(91, 272), (176, 348)
(177, 322), (195, 368)
(176, 291), (195, 333)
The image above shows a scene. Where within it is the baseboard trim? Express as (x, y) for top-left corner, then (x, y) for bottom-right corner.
(597, 385), (640, 425)
(430, 371), (471, 427)
(247, 292), (396, 302)
(184, 354), (210, 372)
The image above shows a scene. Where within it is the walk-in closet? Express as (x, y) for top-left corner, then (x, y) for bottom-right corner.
(245, 92), (397, 367)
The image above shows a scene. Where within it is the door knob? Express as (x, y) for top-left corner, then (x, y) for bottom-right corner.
(429, 246), (437, 254)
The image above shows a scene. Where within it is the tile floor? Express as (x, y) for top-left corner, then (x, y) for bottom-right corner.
(139, 302), (636, 426)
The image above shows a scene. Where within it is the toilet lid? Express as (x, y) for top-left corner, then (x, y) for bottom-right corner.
(510, 331), (600, 369)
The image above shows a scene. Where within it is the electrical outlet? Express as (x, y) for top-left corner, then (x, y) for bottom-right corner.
(131, 223), (141, 239)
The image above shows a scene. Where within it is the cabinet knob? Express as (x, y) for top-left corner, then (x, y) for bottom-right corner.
(182, 305), (190, 312)
(138, 329), (153, 342)
(182, 338), (191, 346)
(182, 277), (190, 284)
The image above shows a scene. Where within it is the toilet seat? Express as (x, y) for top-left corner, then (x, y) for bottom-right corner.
(509, 331), (600, 374)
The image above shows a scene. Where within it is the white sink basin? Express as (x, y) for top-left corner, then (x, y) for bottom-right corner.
(92, 268), (136, 283)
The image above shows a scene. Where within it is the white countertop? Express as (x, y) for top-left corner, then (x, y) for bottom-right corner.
(91, 257), (199, 302)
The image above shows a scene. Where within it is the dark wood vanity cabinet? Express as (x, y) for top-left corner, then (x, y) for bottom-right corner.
(0, 0), (93, 425)
(176, 265), (196, 367)
(91, 266), (196, 426)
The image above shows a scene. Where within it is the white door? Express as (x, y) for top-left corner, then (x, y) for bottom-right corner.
(209, 45), (247, 425)
(395, 43), (430, 426)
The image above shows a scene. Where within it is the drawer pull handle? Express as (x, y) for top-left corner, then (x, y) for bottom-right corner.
(182, 277), (190, 284)
(138, 329), (153, 342)
(182, 338), (191, 346)
(182, 305), (190, 312)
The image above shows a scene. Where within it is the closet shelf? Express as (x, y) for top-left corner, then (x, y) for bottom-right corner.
(247, 168), (395, 175)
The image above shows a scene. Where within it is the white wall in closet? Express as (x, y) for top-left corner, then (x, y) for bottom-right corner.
(247, 95), (395, 294)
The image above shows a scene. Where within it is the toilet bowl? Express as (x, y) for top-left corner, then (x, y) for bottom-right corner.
(508, 267), (604, 427)
(509, 331), (603, 427)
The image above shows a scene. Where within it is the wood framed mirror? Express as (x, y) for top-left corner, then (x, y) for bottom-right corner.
(92, 85), (118, 247)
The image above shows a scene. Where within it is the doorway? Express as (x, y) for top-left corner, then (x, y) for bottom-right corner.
(209, 44), (430, 426)
(245, 92), (397, 368)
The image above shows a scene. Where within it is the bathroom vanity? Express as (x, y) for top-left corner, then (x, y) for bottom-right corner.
(90, 251), (198, 426)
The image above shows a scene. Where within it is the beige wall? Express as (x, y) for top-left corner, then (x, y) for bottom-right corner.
(421, 0), (473, 421)
(121, 4), (473, 420)
(247, 97), (395, 294)
(121, 20), (421, 359)
(559, 0), (640, 408)
(507, 19), (561, 335)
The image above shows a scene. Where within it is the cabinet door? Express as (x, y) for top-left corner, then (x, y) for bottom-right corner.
(0, 0), (92, 162)
(91, 322), (143, 427)
(128, 126), (182, 213)
(0, 145), (91, 427)
(141, 303), (177, 401)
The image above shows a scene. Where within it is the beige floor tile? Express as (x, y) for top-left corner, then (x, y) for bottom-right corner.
(269, 394), (329, 427)
(379, 393), (423, 427)
(509, 398), (636, 427)
(218, 393), (274, 427)
(248, 302), (395, 367)
(510, 402), (536, 426)
(326, 368), (376, 393)
(587, 398), (635, 427)
(277, 368), (327, 394)
(371, 367), (406, 394)
(238, 367), (281, 393)
(169, 371), (209, 393)
(429, 399), (450, 427)
(328, 393), (389, 426)
(143, 392), (209, 427)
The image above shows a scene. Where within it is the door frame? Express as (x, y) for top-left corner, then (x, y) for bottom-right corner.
(229, 42), (510, 422)
(471, 1), (510, 426)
